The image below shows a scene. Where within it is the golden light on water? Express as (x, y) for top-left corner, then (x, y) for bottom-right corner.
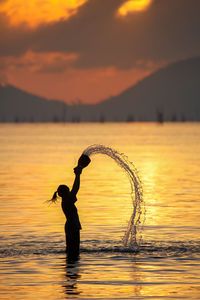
(0, 123), (200, 299)
(118, 0), (152, 16)
(0, 0), (86, 27)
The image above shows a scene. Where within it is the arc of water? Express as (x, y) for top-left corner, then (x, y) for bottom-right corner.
(83, 144), (144, 248)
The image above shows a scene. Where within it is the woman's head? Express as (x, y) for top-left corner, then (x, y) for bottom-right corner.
(49, 184), (70, 203)
(57, 184), (70, 197)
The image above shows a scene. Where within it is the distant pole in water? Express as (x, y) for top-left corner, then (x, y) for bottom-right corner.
(82, 145), (144, 248)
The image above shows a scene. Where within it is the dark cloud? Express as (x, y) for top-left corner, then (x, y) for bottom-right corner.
(1, 0), (200, 69)
(0, 13), (34, 57)
(36, 54), (78, 73)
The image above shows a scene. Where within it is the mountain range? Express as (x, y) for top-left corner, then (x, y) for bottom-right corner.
(0, 56), (200, 122)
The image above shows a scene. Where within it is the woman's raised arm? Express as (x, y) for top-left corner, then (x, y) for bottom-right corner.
(71, 166), (82, 196)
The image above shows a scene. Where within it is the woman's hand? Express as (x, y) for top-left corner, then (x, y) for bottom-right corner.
(74, 166), (82, 175)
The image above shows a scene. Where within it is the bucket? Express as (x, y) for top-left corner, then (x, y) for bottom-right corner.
(78, 154), (91, 169)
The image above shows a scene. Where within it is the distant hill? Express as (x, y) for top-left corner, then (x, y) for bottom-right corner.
(0, 57), (200, 122)
(93, 56), (200, 122)
(0, 84), (68, 122)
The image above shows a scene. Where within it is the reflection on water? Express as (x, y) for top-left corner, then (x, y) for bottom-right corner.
(0, 123), (200, 299)
(63, 256), (81, 296)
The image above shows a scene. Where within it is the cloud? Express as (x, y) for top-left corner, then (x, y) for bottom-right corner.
(118, 0), (152, 15)
(0, 0), (87, 28)
(0, 0), (200, 70)
(0, 51), (78, 76)
(0, 13), (32, 56)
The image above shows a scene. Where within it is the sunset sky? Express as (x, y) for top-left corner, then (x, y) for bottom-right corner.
(0, 0), (200, 104)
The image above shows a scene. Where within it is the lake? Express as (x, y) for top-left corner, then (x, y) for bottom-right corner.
(0, 123), (200, 299)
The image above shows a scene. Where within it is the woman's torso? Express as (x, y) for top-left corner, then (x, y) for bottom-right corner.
(61, 192), (81, 230)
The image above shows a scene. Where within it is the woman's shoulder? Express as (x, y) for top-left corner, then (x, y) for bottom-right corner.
(63, 192), (77, 203)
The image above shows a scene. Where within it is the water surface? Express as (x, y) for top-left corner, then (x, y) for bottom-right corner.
(0, 123), (200, 299)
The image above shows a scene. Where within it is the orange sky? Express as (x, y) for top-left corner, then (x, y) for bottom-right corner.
(7, 59), (159, 104)
(3, 51), (161, 104)
(0, 0), (199, 104)
(0, 0), (157, 103)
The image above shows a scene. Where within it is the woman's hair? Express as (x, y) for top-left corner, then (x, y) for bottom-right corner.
(45, 191), (58, 204)
(51, 191), (58, 202)
(47, 185), (70, 204)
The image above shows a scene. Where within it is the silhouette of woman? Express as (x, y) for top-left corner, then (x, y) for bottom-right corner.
(52, 166), (82, 258)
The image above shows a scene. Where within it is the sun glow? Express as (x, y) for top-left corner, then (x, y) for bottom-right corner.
(0, 0), (87, 28)
(118, 0), (152, 16)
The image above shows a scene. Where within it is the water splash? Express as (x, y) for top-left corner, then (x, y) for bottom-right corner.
(2, 239), (200, 258)
(83, 144), (144, 248)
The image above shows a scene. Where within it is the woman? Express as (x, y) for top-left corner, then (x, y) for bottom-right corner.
(52, 166), (82, 258)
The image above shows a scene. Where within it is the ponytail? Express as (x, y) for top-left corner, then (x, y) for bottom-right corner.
(45, 191), (58, 205)
(51, 191), (58, 203)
